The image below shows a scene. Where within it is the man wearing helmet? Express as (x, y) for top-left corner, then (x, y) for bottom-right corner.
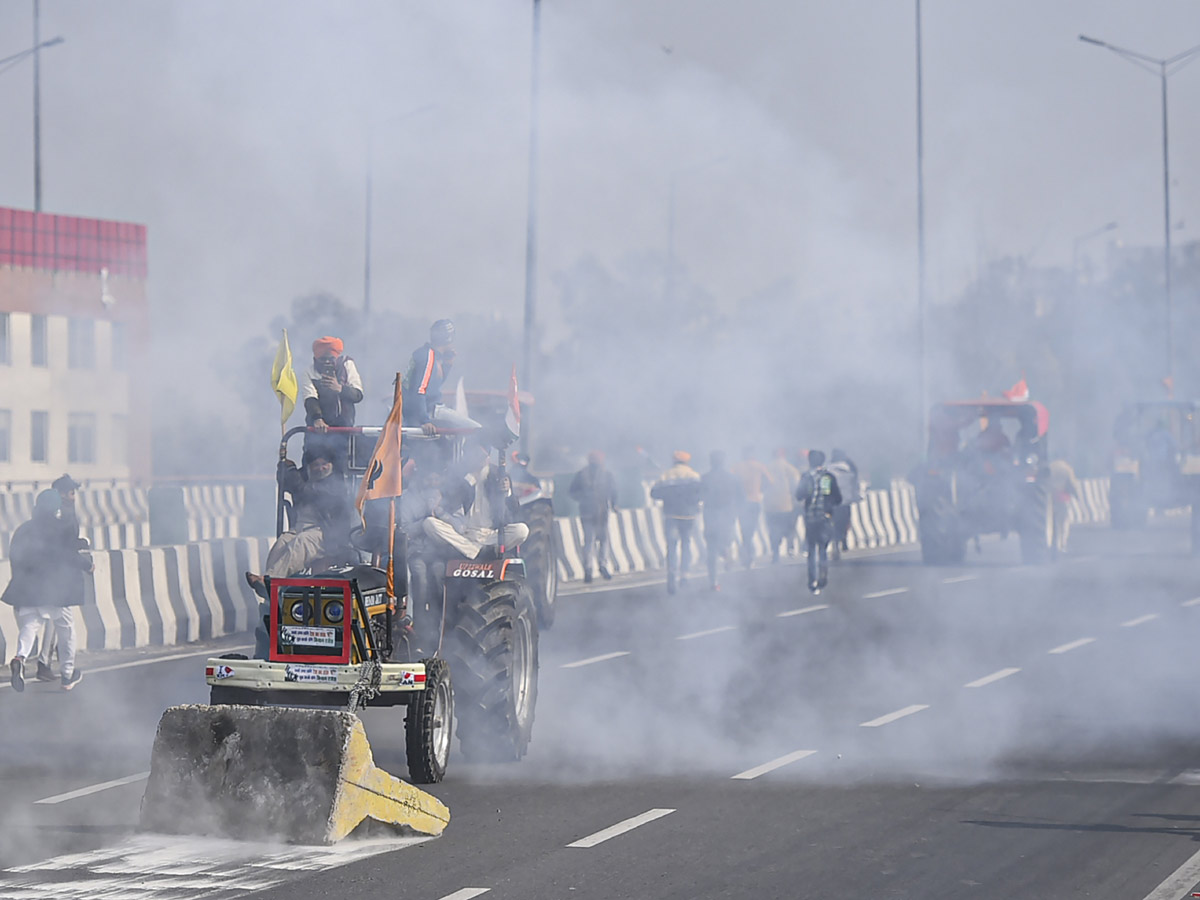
(403, 319), (456, 436)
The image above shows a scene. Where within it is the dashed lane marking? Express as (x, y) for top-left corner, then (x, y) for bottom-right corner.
(731, 750), (818, 780)
(860, 704), (929, 727)
(560, 651), (631, 669)
(0, 834), (432, 899)
(1048, 637), (1096, 655)
(676, 625), (737, 641)
(777, 604), (829, 618)
(438, 890), (490, 900)
(1121, 613), (1160, 628)
(1183, 597), (1200, 607)
(964, 667), (1021, 688)
(35, 771), (150, 805)
(862, 587), (909, 599)
(941, 575), (978, 584)
(566, 808), (675, 848)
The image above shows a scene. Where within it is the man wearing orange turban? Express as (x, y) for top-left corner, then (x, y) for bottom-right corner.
(300, 335), (364, 473)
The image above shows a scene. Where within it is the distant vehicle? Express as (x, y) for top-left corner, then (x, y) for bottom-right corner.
(1110, 400), (1200, 532)
(912, 399), (1055, 565)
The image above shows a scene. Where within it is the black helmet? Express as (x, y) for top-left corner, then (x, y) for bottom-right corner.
(430, 319), (455, 346)
(808, 449), (826, 467)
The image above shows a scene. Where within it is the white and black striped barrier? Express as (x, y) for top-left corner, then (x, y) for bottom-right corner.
(0, 478), (1114, 659)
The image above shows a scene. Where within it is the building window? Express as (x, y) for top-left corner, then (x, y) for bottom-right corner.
(111, 321), (127, 371)
(68, 413), (96, 464)
(68, 318), (95, 370)
(31, 411), (48, 463)
(0, 313), (9, 365)
(0, 410), (10, 462)
(112, 414), (128, 466)
(31, 315), (48, 367)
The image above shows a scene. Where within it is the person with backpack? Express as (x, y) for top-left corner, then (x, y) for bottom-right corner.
(795, 449), (842, 594)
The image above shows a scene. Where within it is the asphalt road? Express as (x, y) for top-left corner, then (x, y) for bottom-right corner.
(3, 520), (1200, 899)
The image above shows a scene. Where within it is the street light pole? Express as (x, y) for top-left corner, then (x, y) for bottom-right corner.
(1079, 34), (1200, 387)
(915, 0), (928, 452)
(33, 0), (42, 212)
(520, 0), (543, 454)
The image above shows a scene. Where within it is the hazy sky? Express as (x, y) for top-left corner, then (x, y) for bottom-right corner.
(0, 1), (1196, 349)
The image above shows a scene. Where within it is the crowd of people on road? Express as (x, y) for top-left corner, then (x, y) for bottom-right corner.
(572, 445), (861, 596)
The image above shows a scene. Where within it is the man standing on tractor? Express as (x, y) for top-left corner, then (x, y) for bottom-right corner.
(301, 336), (364, 475)
(403, 319), (456, 436)
(651, 451), (703, 594)
(570, 450), (618, 583)
(730, 446), (773, 569)
(796, 449), (842, 594)
(702, 450), (741, 591)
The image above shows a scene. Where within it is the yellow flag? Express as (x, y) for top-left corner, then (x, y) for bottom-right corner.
(271, 329), (299, 429)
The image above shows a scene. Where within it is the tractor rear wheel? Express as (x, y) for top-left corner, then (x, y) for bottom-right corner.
(446, 581), (539, 762)
(521, 502), (559, 630)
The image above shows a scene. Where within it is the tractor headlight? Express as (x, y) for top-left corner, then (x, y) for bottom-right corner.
(289, 600), (311, 623)
(324, 600), (344, 624)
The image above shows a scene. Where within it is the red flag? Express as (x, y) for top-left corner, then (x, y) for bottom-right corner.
(505, 365), (521, 439)
(1002, 378), (1029, 402)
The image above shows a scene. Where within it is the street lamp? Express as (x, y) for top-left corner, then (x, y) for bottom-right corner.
(0, 9), (65, 214)
(915, 0), (927, 452)
(520, 0), (542, 454)
(362, 103), (436, 319)
(664, 155), (727, 308)
(1079, 33), (1200, 385)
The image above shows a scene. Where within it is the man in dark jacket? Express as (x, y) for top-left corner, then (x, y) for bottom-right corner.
(35, 474), (86, 682)
(795, 450), (842, 594)
(701, 451), (741, 591)
(650, 451), (703, 594)
(569, 450), (618, 583)
(402, 319), (456, 435)
(4, 490), (91, 691)
(245, 452), (358, 657)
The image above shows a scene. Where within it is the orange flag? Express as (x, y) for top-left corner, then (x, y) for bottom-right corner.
(356, 377), (404, 598)
(357, 378), (404, 512)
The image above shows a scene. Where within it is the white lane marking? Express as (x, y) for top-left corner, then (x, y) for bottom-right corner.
(941, 574), (978, 584)
(1048, 637), (1096, 655)
(1182, 597), (1200, 607)
(860, 704), (929, 727)
(0, 644), (254, 691)
(1, 833), (432, 898)
(35, 771), (150, 805)
(862, 587), (909, 599)
(731, 750), (817, 780)
(438, 890), (490, 900)
(676, 625), (737, 641)
(567, 808), (675, 848)
(1121, 613), (1160, 628)
(561, 651), (631, 669)
(964, 668), (1021, 688)
(1140, 842), (1200, 899)
(777, 604), (829, 618)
